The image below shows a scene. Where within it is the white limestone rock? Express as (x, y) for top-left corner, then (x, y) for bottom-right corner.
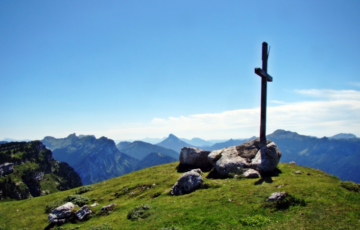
(170, 169), (203, 195)
(266, 192), (287, 201)
(243, 169), (261, 178)
(48, 202), (75, 224)
(179, 147), (212, 170)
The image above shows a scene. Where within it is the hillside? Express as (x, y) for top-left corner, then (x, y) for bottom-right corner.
(117, 141), (179, 160)
(42, 134), (138, 185)
(134, 152), (177, 171)
(0, 141), (82, 200)
(0, 162), (359, 229)
(269, 130), (360, 183)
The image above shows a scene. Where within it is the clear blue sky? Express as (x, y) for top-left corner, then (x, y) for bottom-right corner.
(1, 0), (360, 141)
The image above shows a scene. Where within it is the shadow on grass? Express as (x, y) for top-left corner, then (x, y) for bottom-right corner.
(206, 169), (229, 179)
(255, 168), (283, 185)
(254, 177), (274, 185)
(176, 163), (213, 173)
(44, 223), (55, 230)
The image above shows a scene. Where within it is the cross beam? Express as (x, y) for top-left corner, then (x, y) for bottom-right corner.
(254, 42), (273, 146)
(255, 68), (272, 82)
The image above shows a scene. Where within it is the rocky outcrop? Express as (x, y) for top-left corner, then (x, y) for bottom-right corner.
(0, 141), (82, 201)
(170, 169), (203, 195)
(33, 172), (45, 181)
(48, 202), (75, 224)
(179, 147), (212, 170)
(208, 138), (281, 176)
(0, 163), (14, 177)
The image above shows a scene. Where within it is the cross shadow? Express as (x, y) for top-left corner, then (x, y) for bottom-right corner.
(44, 223), (55, 230)
(254, 177), (273, 185)
(206, 169), (228, 179)
(254, 168), (282, 185)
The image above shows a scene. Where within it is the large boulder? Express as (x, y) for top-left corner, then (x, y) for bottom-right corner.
(48, 202), (75, 224)
(179, 147), (212, 170)
(170, 169), (203, 195)
(208, 138), (281, 176)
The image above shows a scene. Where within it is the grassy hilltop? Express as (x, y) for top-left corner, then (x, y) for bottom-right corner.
(0, 162), (359, 230)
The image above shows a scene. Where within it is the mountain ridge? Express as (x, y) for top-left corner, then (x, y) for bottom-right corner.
(42, 134), (138, 185)
(268, 129), (360, 182)
(117, 140), (179, 160)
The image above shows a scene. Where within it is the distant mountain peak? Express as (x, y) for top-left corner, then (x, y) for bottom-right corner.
(157, 134), (194, 153)
(168, 134), (178, 139)
(271, 129), (297, 135)
(67, 133), (77, 138)
(330, 133), (357, 140)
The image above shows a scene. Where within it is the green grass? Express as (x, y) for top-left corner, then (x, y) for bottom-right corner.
(0, 162), (360, 229)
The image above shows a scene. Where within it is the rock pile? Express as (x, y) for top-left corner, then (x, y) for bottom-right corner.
(48, 202), (116, 224)
(179, 138), (282, 178)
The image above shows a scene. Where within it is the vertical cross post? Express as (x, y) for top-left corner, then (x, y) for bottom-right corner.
(255, 42), (273, 147)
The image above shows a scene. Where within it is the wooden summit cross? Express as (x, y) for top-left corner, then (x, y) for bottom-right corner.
(255, 42), (273, 146)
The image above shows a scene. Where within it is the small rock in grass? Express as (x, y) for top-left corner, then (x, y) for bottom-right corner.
(101, 203), (116, 211)
(75, 205), (92, 220)
(243, 169), (260, 178)
(90, 202), (99, 207)
(266, 192), (287, 202)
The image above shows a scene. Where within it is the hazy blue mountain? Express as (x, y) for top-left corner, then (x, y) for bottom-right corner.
(268, 129), (360, 183)
(42, 134), (138, 185)
(117, 141), (179, 160)
(116, 141), (132, 150)
(156, 134), (195, 153)
(0, 141), (82, 200)
(134, 152), (177, 171)
(180, 137), (213, 147)
(203, 137), (257, 151)
(329, 133), (357, 140)
(206, 139), (228, 144)
(139, 137), (166, 144)
(115, 137), (166, 145)
(0, 141), (7, 144)
(1, 138), (31, 142)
